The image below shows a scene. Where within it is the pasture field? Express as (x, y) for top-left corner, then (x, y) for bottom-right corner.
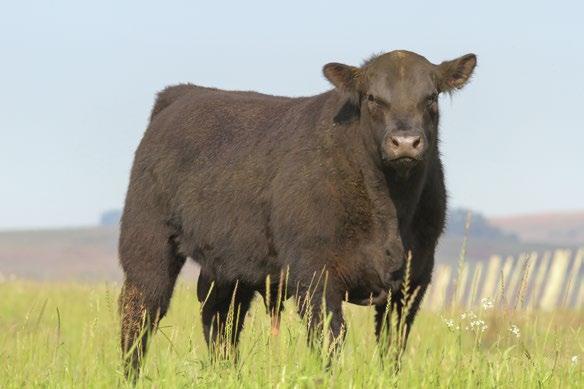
(0, 280), (582, 388)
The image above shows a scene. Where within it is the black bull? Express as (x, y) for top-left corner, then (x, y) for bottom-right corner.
(118, 49), (477, 375)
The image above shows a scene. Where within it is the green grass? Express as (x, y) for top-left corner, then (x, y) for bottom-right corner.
(0, 281), (582, 388)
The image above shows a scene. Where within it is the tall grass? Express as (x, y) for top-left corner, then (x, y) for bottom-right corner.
(0, 280), (582, 388)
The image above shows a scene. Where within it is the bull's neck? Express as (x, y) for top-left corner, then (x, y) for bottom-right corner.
(329, 99), (431, 229)
(384, 164), (428, 223)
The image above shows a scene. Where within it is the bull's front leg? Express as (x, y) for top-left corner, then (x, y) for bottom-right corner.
(375, 281), (429, 343)
(295, 270), (346, 357)
(376, 247), (434, 358)
(374, 279), (429, 372)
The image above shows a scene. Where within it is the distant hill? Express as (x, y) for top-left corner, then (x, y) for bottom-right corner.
(0, 227), (120, 281)
(445, 208), (518, 241)
(100, 209), (122, 226)
(490, 210), (584, 246)
(0, 227), (198, 282)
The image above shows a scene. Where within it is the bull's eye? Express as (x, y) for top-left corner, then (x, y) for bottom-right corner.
(367, 94), (388, 108)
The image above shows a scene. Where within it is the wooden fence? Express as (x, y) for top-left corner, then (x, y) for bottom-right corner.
(423, 248), (584, 311)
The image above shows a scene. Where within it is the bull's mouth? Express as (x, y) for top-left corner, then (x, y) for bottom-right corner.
(391, 156), (418, 164)
(383, 156), (421, 178)
(388, 156), (421, 170)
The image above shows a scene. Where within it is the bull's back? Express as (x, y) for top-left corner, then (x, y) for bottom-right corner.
(140, 84), (332, 182)
(129, 85), (327, 280)
(150, 83), (297, 127)
(144, 84), (305, 162)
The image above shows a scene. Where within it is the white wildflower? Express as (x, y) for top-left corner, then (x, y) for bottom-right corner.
(508, 324), (520, 338)
(481, 297), (494, 310)
(469, 319), (488, 333)
(442, 317), (459, 331)
(572, 355), (579, 365)
(442, 318), (456, 330)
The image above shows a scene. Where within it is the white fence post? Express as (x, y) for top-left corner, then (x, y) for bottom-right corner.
(466, 262), (483, 309)
(529, 251), (551, 309)
(480, 255), (501, 302)
(539, 250), (571, 311)
(428, 265), (451, 311)
(563, 249), (583, 308)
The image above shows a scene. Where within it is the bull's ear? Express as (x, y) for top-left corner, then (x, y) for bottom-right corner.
(323, 62), (360, 95)
(437, 54), (477, 92)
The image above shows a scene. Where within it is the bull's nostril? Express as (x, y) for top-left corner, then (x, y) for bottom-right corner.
(412, 137), (421, 149)
(391, 137), (400, 147)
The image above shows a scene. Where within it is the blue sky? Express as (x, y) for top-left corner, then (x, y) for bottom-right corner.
(0, 1), (583, 230)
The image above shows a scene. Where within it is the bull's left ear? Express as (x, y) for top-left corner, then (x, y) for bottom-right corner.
(437, 54), (477, 92)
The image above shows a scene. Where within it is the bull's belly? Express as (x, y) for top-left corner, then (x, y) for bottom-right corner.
(345, 289), (389, 306)
(343, 273), (404, 306)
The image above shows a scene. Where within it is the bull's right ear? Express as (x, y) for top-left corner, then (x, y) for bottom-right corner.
(323, 63), (360, 96)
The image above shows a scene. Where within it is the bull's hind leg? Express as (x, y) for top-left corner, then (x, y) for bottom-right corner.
(118, 220), (185, 379)
(259, 271), (287, 336)
(197, 275), (255, 359)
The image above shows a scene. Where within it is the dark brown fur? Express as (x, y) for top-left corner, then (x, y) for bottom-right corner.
(119, 50), (476, 376)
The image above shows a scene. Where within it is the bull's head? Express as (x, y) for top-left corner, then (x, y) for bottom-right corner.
(323, 50), (476, 176)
